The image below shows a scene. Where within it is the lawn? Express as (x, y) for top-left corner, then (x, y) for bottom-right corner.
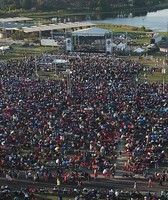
(135, 55), (168, 84)
(0, 44), (59, 61)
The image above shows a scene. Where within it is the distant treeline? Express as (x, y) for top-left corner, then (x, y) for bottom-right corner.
(0, 0), (167, 12)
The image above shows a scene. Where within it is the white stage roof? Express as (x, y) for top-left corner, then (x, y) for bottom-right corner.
(72, 27), (112, 37)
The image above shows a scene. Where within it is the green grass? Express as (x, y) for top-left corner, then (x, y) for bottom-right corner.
(139, 72), (167, 83)
(121, 54), (168, 83)
(133, 37), (149, 45)
(0, 45), (60, 61)
(97, 23), (149, 32)
(97, 24), (166, 45)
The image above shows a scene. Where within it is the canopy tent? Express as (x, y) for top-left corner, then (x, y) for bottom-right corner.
(111, 43), (117, 47)
(53, 59), (68, 64)
(134, 47), (145, 53)
(117, 42), (126, 50)
(53, 59), (69, 76)
(72, 27), (112, 37)
(0, 46), (10, 51)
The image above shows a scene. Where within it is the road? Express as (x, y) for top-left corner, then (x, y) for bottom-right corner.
(0, 174), (167, 194)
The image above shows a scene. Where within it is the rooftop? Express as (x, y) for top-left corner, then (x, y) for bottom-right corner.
(23, 22), (96, 33)
(0, 17), (32, 23)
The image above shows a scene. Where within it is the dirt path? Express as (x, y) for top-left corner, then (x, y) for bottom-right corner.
(114, 136), (129, 177)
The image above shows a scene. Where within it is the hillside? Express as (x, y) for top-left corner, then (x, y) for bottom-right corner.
(0, 0), (168, 12)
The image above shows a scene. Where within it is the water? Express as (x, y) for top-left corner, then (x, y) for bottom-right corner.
(90, 9), (168, 32)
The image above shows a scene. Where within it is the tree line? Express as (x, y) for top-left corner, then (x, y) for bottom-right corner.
(0, 0), (167, 11)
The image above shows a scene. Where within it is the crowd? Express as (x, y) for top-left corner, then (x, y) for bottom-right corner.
(0, 52), (167, 199)
(1, 185), (168, 200)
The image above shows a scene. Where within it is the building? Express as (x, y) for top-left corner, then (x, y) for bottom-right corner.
(159, 42), (168, 53)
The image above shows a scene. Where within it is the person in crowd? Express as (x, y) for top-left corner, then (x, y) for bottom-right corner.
(0, 52), (167, 200)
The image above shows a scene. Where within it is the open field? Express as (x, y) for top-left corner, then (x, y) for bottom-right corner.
(0, 43), (58, 61)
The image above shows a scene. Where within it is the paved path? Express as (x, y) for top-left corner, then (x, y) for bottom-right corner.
(115, 137), (128, 175)
(0, 174), (167, 195)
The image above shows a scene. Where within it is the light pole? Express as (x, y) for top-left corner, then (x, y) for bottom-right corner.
(66, 69), (72, 96)
(142, 18), (144, 28)
(125, 31), (128, 49)
(161, 65), (166, 94)
(54, 61), (58, 77)
(35, 55), (39, 77)
(39, 30), (42, 42)
(143, 66), (147, 82)
(2, 22), (6, 43)
(167, 22), (168, 40)
(51, 30), (54, 50)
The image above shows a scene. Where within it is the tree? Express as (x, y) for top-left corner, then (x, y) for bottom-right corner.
(94, 0), (110, 11)
(0, 0), (167, 11)
(133, 0), (147, 6)
(19, 0), (33, 10)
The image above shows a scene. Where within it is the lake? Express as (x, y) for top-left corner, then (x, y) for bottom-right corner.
(90, 9), (168, 32)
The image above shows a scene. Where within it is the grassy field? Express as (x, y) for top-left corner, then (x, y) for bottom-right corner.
(0, 44), (59, 61)
(131, 54), (168, 83)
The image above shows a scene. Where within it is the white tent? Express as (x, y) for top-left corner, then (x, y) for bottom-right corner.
(72, 27), (112, 37)
(134, 47), (145, 53)
(117, 43), (126, 50)
(53, 59), (68, 64)
(0, 46), (10, 51)
(111, 43), (117, 47)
